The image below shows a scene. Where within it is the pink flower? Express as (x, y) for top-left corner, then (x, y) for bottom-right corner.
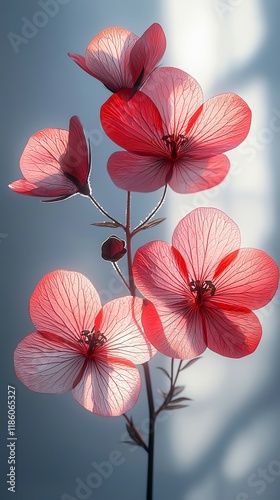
(133, 207), (279, 359)
(14, 270), (155, 416)
(68, 23), (166, 93)
(9, 116), (91, 202)
(100, 67), (252, 193)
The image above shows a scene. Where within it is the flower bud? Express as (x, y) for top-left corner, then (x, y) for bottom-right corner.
(101, 235), (127, 262)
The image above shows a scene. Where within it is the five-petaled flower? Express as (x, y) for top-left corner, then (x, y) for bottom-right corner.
(14, 270), (155, 416)
(101, 67), (252, 193)
(133, 207), (279, 359)
(68, 23), (166, 93)
(9, 116), (91, 202)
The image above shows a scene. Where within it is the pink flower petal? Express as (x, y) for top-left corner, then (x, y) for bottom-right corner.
(19, 128), (71, 185)
(107, 151), (170, 192)
(29, 270), (101, 343)
(96, 296), (156, 363)
(214, 248), (280, 309)
(201, 303), (262, 358)
(142, 67), (203, 135)
(60, 116), (90, 194)
(8, 178), (74, 198)
(14, 331), (85, 393)
(68, 52), (95, 77)
(168, 154), (230, 194)
(101, 90), (164, 155)
(142, 301), (207, 359)
(129, 23), (166, 88)
(172, 207), (241, 282)
(85, 27), (138, 92)
(133, 241), (191, 306)
(187, 93), (252, 156)
(72, 358), (141, 416)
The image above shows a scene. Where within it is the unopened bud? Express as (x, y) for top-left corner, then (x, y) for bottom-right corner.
(101, 235), (127, 262)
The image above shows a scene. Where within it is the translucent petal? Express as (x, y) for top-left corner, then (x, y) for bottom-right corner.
(101, 89), (164, 155)
(29, 270), (101, 343)
(142, 301), (207, 359)
(107, 152), (170, 192)
(97, 296), (156, 363)
(19, 128), (71, 185)
(201, 303), (262, 358)
(9, 179), (75, 198)
(172, 207), (241, 282)
(68, 52), (95, 77)
(72, 358), (141, 416)
(142, 67), (203, 135)
(129, 23), (166, 88)
(60, 116), (90, 190)
(85, 27), (137, 91)
(187, 93), (252, 156)
(214, 248), (279, 309)
(168, 154), (230, 194)
(14, 331), (85, 393)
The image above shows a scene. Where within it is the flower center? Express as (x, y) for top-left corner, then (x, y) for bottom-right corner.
(162, 134), (188, 159)
(188, 279), (216, 305)
(77, 327), (107, 356)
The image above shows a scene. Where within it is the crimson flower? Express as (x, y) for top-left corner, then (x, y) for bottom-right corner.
(101, 67), (252, 193)
(14, 270), (155, 416)
(68, 23), (166, 93)
(9, 116), (91, 202)
(133, 207), (279, 359)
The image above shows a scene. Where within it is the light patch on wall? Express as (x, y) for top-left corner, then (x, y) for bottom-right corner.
(222, 410), (280, 479)
(220, 0), (266, 70)
(162, 0), (220, 85)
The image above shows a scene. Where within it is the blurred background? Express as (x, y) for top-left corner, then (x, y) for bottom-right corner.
(1, 0), (280, 499)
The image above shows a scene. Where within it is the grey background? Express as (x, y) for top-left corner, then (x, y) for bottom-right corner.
(1, 1), (280, 499)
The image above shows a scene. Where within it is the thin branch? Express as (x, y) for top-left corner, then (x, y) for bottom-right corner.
(88, 193), (125, 229)
(125, 191), (136, 296)
(131, 184), (167, 236)
(112, 262), (130, 292)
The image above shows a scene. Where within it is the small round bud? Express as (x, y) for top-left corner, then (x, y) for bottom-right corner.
(101, 235), (127, 262)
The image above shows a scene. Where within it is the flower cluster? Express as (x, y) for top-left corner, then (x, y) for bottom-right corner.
(10, 21), (278, 427)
